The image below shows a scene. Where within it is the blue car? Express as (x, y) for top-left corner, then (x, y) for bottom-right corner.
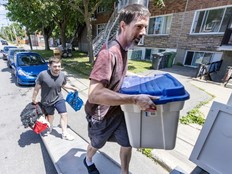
(11, 52), (48, 85)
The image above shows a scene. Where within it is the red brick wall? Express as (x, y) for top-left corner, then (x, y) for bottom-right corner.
(92, 11), (112, 37)
(187, 0), (232, 11)
(94, 12), (112, 24)
(145, 10), (224, 51)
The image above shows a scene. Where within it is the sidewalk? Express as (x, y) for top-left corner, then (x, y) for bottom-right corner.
(41, 65), (232, 174)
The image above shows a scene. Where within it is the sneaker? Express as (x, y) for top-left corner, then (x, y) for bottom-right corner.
(83, 157), (100, 174)
(43, 126), (53, 136)
(62, 133), (74, 141)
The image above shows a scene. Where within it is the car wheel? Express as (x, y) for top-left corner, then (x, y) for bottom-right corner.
(11, 69), (15, 76)
(15, 77), (21, 86)
(68, 53), (72, 57)
(7, 61), (12, 68)
(62, 52), (67, 58)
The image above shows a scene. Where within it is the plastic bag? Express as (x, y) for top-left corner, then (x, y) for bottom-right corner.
(66, 91), (83, 111)
(33, 120), (49, 134)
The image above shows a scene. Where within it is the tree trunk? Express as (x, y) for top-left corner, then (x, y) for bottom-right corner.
(43, 25), (54, 50)
(86, 20), (94, 63)
(43, 34), (50, 50)
(60, 23), (66, 50)
(26, 29), (33, 50)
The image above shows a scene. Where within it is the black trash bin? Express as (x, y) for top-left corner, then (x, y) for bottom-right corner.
(152, 53), (163, 70)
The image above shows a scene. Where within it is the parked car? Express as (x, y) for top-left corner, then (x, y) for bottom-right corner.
(11, 52), (48, 85)
(1, 45), (17, 60)
(7, 48), (26, 68)
(0, 39), (8, 51)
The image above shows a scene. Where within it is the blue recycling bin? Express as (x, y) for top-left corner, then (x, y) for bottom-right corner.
(120, 73), (190, 149)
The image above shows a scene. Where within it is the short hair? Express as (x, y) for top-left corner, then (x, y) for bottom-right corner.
(48, 56), (61, 65)
(118, 4), (151, 33)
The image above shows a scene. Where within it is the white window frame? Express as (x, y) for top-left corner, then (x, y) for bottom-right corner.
(148, 14), (172, 35)
(96, 23), (106, 35)
(190, 5), (232, 35)
(183, 50), (223, 67)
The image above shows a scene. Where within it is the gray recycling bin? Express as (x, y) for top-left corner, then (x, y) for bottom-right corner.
(120, 74), (190, 149)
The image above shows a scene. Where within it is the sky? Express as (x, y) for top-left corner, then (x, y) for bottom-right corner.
(0, 0), (11, 27)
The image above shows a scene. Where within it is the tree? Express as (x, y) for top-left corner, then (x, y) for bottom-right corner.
(1, 23), (25, 43)
(6, 0), (55, 50)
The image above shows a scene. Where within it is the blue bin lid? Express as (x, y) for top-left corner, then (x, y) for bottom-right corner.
(120, 73), (190, 104)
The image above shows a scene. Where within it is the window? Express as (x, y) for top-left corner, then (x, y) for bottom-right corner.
(191, 6), (232, 34)
(97, 24), (106, 35)
(97, 6), (105, 13)
(184, 51), (222, 67)
(148, 15), (172, 35)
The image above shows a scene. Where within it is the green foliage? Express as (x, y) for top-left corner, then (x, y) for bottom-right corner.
(128, 60), (152, 73)
(180, 108), (205, 125)
(139, 148), (153, 158)
(32, 50), (153, 77)
(32, 50), (53, 59)
(62, 55), (93, 78)
(154, 0), (165, 8)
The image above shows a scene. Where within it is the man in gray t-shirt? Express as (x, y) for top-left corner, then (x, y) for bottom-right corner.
(32, 57), (78, 141)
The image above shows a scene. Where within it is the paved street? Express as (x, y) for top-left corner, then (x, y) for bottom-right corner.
(0, 59), (57, 174)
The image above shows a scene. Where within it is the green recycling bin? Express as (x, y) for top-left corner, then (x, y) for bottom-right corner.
(163, 52), (176, 68)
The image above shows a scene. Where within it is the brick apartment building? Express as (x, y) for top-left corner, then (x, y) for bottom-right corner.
(80, 0), (232, 82)
(145, 0), (232, 81)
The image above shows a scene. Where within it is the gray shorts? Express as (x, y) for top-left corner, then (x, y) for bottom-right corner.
(42, 99), (67, 115)
(86, 112), (131, 149)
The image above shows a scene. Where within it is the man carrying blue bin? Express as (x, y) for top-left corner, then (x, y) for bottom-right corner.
(83, 4), (159, 174)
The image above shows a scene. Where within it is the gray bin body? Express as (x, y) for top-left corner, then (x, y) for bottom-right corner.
(121, 101), (185, 149)
(152, 53), (163, 70)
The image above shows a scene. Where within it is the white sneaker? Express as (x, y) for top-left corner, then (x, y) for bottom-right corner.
(62, 133), (74, 141)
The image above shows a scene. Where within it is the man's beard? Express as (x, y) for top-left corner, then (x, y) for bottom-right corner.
(130, 37), (142, 48)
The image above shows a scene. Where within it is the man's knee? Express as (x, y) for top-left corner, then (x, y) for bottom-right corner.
(60, 112), (68, 118)
(121, 146), (132, 152)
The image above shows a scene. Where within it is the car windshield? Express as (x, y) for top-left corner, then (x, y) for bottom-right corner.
(10, 50), (25, 56)
(18, 55), (46, 66)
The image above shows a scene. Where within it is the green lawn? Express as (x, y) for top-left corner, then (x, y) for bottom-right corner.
(33, 50), (152, 77)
